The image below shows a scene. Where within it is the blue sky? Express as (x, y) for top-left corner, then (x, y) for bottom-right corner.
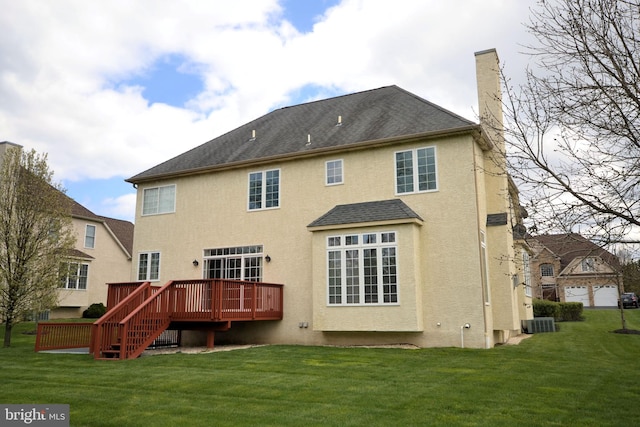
(1, 1), (535, 223)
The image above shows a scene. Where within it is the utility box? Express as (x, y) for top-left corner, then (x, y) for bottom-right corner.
(525, 317), (556, 333)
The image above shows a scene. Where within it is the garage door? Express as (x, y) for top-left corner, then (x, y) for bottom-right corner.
(565, 286), (590, 306)
(593, 285), (618, 307)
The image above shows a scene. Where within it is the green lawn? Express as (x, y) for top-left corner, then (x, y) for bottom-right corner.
(2, 310), (639, 426)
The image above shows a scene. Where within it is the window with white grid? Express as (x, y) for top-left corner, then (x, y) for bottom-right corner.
(327, 231), (398, 305)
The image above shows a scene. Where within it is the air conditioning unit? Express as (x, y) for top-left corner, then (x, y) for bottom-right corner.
(525, 317), (556, 334)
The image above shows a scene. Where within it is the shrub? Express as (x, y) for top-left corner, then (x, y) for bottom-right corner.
(533, 299), (584, 321)
(533, 299), (560, 319)
(82, 303), (106, 318)
(559, 302), (584, 321)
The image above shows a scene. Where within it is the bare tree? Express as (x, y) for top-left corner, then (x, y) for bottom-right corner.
(0, 147), (75, 347)
(502, 0), (640, 247)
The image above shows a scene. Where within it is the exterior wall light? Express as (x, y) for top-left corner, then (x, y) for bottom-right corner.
(265, 255), (271, 263)
(192, 259), (199, 267)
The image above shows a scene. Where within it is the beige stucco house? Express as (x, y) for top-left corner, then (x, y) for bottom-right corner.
(529, 233), (622, 307)
(0, 141), (134, 319)
(54, 200), (134, 318)
(127, 49), (533, 349)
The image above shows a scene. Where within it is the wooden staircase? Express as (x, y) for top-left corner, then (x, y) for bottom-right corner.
(92, 281), (154, 360)
(35, 280), (284, 359)
(91, 279), (283, 360)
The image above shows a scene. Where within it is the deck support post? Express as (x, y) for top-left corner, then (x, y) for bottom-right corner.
(206, 330), (215, 349)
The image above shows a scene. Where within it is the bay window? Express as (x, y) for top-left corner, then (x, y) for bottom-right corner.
(327, 232), (398, 305)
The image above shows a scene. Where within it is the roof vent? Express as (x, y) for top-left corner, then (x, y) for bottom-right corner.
(306, 134), (311, 146)
(336, 115), (342, 126)
(249, 129), (256, 141)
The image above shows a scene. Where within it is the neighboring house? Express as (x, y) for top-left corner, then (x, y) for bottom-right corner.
(55, 200), (134, 318)
(529, 233), (622, 307)
(0, 141), (134, 319)
(126, 49), (533, 349)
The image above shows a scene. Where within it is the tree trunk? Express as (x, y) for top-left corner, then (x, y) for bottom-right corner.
(618, 307), (627, 331)
(3, 318), (12, 347)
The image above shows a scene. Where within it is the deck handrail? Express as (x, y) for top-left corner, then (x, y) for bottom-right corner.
(106, 281), (152, 309)
(117, 279), (283, 359)
(34, 322), (93, 352)
(117, 280), (176, 360)
(91, 281), (152, 357)
(36, 279), (283, 359)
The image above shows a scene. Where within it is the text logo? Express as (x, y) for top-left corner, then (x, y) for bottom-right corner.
(1, 405), (69, 426)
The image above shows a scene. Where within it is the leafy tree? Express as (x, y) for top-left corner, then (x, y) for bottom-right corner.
(0, 146), (75, 347)
(501, 0), (640, 246)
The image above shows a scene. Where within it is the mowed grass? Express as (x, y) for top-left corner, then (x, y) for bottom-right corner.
(1, 310), (639, 426)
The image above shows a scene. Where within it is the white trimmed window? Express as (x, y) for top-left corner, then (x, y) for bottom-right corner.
(60, 262), (89, 290)
(84, 224), (96, 249)
(204, 245), (264, 281)
(142, 185), (176, 216)
(581, 257), (595, 272)
(327, 232), (398, 305)
(540, 264), (554, 277)
(248, 169), (280, 210)
(326, 159), (343, 185)
(395, 147), (437, 194)
(138, 252), (160, 281)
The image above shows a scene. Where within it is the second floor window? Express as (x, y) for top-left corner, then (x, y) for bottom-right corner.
(395, 147), (437, 194)
(540, 264), (554, 277)
(142, 185), (175, 216)
(326, 159), (343, 185)
(248, 169), (280, 210)
(84, 224), (96, 249)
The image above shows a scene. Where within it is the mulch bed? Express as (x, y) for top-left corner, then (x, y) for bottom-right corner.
(612, 329), (640, 335)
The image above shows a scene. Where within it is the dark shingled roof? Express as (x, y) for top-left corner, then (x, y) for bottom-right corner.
(128, 85), (476, 182)
(66, 248), (94, 259)
(308, 199), (423, 228)
(531, 233), (620, 270)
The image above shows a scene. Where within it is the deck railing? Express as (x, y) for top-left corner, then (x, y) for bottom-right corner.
(92, 281), (152, 358)
(36, 279), (283, 360)
(34, 322), (93, 352)
(117, 279), (283, 360)
(106, 281), (150, 309)
(35, 281), (153, 353)
(170, 279), (284, 321)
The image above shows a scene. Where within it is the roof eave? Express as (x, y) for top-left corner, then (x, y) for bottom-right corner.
(307, 216), (424, 232)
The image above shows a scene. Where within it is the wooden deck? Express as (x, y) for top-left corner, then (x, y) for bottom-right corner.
(35, 279), (283, 360)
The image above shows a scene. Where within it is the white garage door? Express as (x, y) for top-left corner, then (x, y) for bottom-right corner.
(565, 286), (590, 306)
(593, 285), (618, 307)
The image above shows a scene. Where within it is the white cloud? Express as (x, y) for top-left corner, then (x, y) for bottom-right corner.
(100, 193), (138, 223)
(0, 0), (536, 213)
